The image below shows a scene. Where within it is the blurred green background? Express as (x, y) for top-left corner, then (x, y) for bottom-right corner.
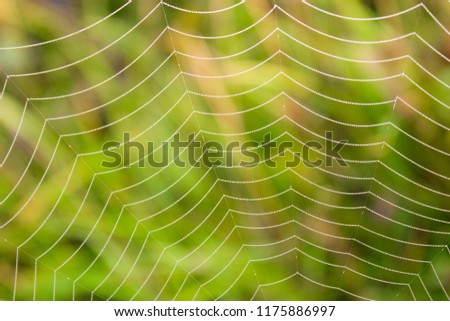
(0, 0), (449, 300)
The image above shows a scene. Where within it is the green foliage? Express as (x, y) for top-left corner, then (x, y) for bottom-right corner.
(0, 0), (449, 300)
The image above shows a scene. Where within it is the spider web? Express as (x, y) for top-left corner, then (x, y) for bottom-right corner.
(0, 0), (449, 300)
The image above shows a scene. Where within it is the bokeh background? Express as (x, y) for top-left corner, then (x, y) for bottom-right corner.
(0, 0), (449, 300)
